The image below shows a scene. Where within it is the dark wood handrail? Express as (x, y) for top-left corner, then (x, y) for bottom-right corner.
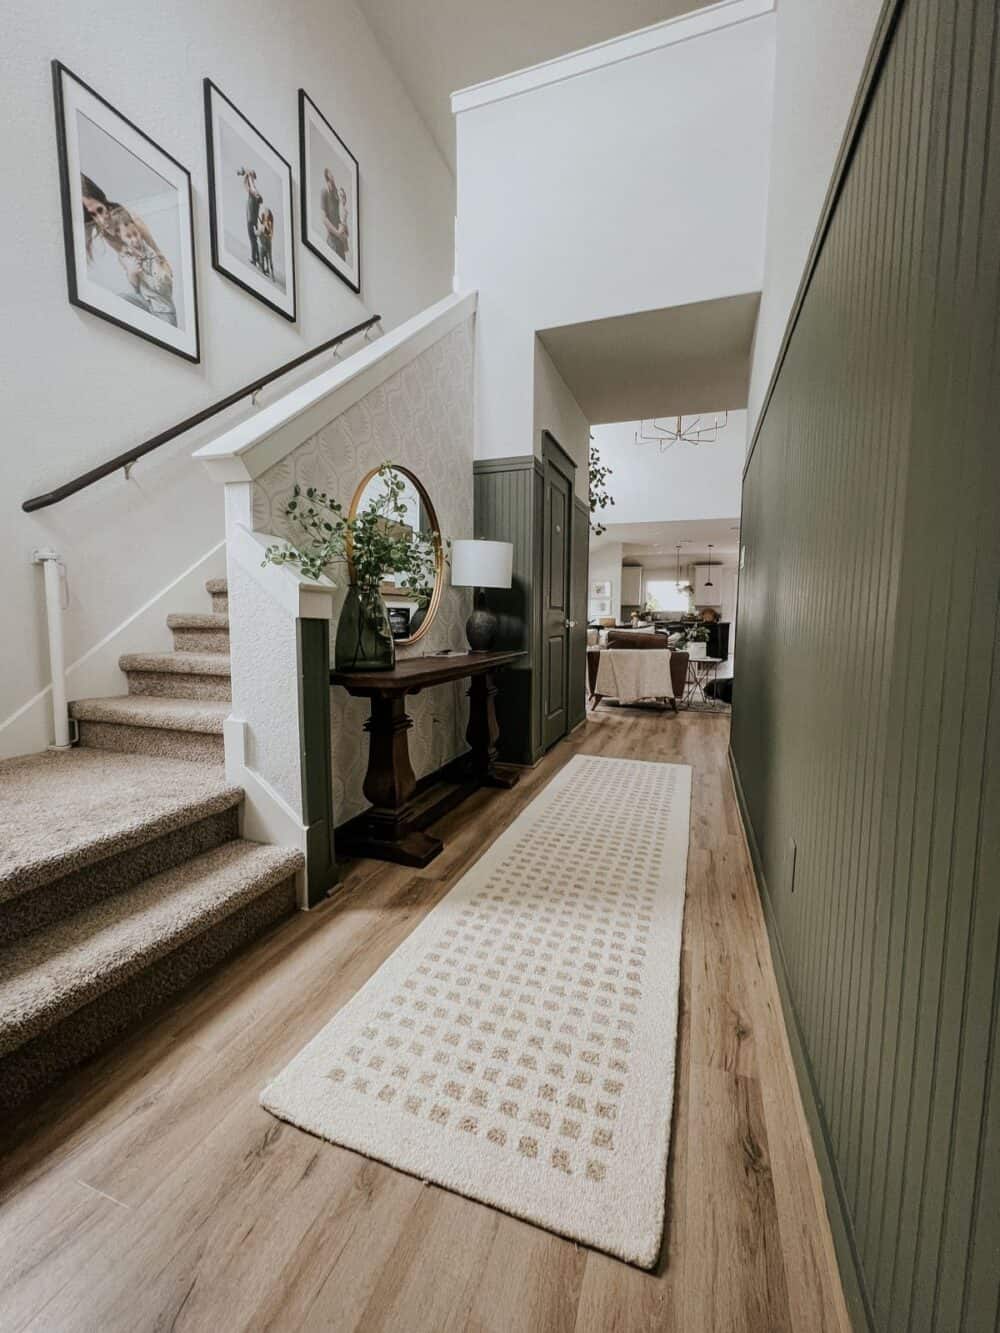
(22, 313), (382, 513)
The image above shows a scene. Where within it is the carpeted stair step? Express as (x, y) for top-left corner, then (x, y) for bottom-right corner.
(120, 650), (232, 702)
(0, 839), (302, 1111)
(206, 577), (228, 615)
(167, 612), (229, 653)
(0, 749), (243, 943)
(70, 695), (229, 764)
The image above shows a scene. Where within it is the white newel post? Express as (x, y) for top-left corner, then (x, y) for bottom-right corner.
(220, 482), (337, 909)
(32, 548), (72, 750)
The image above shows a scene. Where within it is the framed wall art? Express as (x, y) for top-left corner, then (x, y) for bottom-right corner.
(52, 61), (200, 362)
(299, 89), (361, 294)
(204, 79), (296, 321)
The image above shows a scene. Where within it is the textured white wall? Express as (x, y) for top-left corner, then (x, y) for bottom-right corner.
(747, 0), (882, 435)
(1, 0), (454, 755)
(253, 319), (475, 824)
(590, 413), (747, 524)
(454, 9), (775, 467)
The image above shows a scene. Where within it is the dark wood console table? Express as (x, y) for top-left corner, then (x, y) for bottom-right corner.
(331, 650), (524, 867)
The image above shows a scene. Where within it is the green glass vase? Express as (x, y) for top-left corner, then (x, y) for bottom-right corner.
(335, 584), (396, 671)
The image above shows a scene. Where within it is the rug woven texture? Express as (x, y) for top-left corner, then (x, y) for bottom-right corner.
(261, 754), (691, 1267)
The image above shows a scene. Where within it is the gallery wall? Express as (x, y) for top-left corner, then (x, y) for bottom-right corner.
(1, 0), (455, 758)
(453, 1), (775, 478)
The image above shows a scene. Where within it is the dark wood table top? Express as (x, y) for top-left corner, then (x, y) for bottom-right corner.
(331, 650), (524, 695)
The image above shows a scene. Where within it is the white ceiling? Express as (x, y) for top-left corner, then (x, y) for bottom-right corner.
(356, 0), (716, 173)
(592, 516), (742, 565)
(537, 293), (760, 424)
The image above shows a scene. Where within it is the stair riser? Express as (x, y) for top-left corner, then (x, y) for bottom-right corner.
(0, 808), (239, 944)
(125, 670), (232, 702)
(210, 592), (229, 614)
(77, 721), (224, 765)
(171, 628), (230, 653)
(0, 875), (297, 1114)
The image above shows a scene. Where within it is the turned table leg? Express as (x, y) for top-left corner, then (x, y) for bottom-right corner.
(350, 692), (442, 865)
(467, 670), (519, 790)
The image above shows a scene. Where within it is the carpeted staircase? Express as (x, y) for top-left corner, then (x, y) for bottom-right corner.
(0, 578), (303, 1112)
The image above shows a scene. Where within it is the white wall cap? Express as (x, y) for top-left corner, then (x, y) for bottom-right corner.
(194, 292), (477, 483)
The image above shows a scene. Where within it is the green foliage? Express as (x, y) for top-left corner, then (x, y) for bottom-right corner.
(589, 441), (614, 535)
(262, 465), (440, 601)
(685, 624), (710, 643)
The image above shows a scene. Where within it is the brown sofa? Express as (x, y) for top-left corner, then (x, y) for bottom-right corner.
(588, 635), (689, 708)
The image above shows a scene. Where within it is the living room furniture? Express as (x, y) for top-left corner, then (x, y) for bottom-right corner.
(331, 650), (523, 866)
(587, 641), (689, 711)
(685, 656), (725, 709)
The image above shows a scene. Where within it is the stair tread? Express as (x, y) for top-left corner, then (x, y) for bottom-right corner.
(70, 695), (230, 734)
(166, 613), (229, 630)
(0, 749), (242, 903)
(0, 840), (302, 1056)
(120, 651), (231, 676)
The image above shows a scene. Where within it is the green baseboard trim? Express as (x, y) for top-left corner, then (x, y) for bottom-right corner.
(728, 747), (875, 1333)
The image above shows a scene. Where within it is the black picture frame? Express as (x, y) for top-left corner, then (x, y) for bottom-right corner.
(52, 60), (201, 363)
(203, 79), (297, 322)
(298, 88), (361, 295)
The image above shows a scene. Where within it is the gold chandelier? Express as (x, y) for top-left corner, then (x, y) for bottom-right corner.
(633, 412), (728, 451)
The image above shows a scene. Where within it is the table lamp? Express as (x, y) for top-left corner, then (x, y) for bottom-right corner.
(450, 539), (513, 650)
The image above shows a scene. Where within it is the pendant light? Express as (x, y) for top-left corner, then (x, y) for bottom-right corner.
(704, 544), (714, 588)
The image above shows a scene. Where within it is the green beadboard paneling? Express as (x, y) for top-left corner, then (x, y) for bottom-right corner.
(473, 458), (543, 763)
(731, 2), (1000, 1330)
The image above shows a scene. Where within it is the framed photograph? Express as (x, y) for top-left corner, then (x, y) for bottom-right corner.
(590, 598), (611, 618)
(52, 61), (199, 362)
(204, 79), (296, 321)
(591, 580), (612, 598)
(299, 89), (361, 294)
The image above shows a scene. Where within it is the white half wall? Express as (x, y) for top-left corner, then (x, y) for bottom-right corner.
(747, 0), (883, 435)
(453, 0), (776, 467)
(1, 0), (454, 757)
(251, 315), (476, 825)
(591, 413), (747, 525)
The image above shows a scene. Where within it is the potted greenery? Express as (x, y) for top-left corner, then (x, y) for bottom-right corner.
(684, 623), (710, 659)
(263, 465), (440, 671)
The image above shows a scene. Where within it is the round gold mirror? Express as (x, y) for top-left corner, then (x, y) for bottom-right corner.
(347, 465), (444, 646)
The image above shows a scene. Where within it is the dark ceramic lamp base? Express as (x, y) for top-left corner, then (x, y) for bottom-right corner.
(466, 604), (498, 652)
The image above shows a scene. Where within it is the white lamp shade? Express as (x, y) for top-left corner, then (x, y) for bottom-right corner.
(450, 539), (513, 590)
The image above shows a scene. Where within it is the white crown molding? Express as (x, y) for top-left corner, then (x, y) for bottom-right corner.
(451, 0), (775, 116)
(193, 290), (477, 484)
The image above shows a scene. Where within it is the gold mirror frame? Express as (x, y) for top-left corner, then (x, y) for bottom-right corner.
(347, 465), (444, 647)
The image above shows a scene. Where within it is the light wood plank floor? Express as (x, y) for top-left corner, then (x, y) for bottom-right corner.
(0, 708), (849, 1332)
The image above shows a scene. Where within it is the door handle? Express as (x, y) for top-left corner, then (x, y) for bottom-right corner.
(565, 619), (577, 629)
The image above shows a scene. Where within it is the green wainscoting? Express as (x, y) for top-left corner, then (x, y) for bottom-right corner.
(731, 2), (1000, 1330)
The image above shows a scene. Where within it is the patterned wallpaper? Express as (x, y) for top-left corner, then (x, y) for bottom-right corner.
(253, 319), (475, 824)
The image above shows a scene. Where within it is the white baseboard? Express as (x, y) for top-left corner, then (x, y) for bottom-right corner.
(0, 542), (227, 761)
